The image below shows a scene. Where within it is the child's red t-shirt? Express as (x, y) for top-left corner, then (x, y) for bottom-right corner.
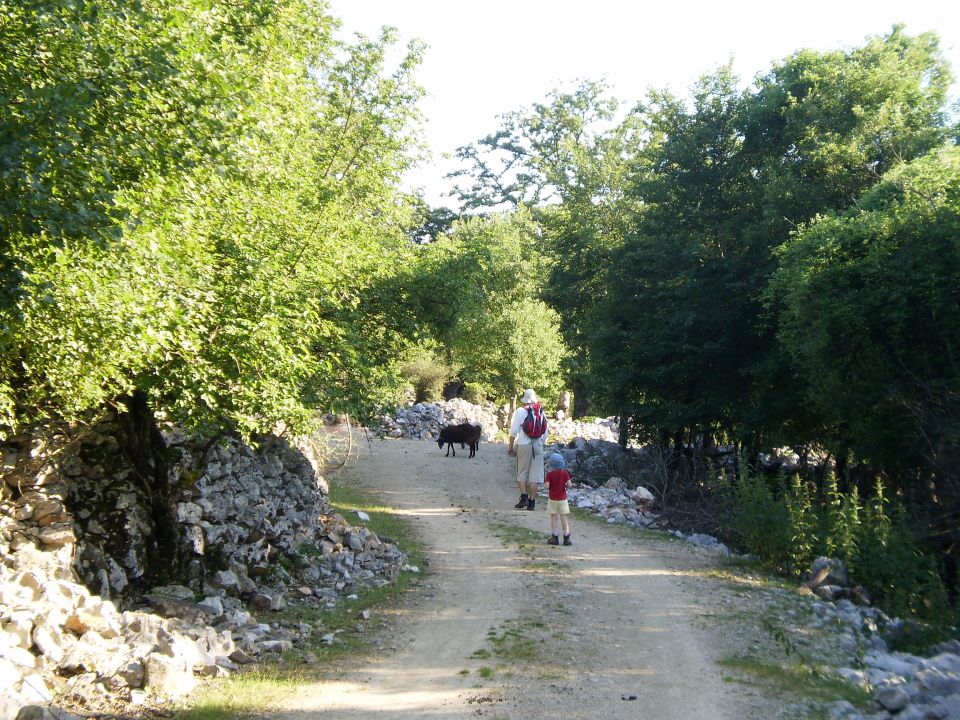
(545, 469), (571, 500)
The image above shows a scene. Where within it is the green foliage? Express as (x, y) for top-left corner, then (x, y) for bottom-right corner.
(0, 0), (426, 438)
(398, 348), (453, 403)
(588, 65), (762, 433)
(854, 480), (950, 622)
(461, 382), (492, 405)
(587, 27), (953, 447)
(731, 465), (790, 567)
(771, 145), (960, 477)
(822, 474), (860, 565)
(449, 81), (641, 415)
(731, 468), (950, 623)
(784, 476), (817, 573)
(401, 211), (568, 400)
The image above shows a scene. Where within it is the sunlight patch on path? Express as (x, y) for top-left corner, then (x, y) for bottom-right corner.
(292, 679), (463, 713)
(580, 567), (703, 578)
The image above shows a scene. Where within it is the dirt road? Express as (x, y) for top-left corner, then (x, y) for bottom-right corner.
(276, 435), (773, 719)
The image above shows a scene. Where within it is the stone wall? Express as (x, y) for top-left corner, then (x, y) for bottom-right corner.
(379, 398), (500, 441)
(0, 415), (409, 720)
(378, 398), (620, 446)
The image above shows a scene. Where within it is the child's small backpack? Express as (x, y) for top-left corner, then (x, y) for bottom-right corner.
(521, 403), (547, 439)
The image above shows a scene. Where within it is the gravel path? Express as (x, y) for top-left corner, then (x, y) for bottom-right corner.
(273, 434), (783, 719)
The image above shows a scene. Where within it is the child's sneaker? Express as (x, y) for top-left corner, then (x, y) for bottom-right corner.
(562, 535), (572, 546)
(547, 535), (559, 545)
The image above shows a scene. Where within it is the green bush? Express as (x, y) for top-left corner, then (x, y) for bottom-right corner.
(398, 350), (453, 403)
(821, 473), (859, 566)
(785, 475), (817, 573)
(462, 382), (492, 405)
(731, 464), (791, 567)
(730, 469), (953, 624)
(853, 481), (950, 623)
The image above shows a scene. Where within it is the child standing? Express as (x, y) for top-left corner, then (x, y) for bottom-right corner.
(544, 452), (573, 546)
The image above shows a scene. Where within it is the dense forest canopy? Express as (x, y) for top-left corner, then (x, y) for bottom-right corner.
(441, 26), (959, 617)
(1, 4), (958, 615)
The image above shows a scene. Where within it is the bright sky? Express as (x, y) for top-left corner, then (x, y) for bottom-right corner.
(330, 0), (960, 207)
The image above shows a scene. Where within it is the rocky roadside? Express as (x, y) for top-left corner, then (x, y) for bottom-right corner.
(561, 476), (960, 719)
(381, 401), (960, 720)
(1, 416), (410, 720)
(4, 398), (958, 720)
(561, 479), (960, 720)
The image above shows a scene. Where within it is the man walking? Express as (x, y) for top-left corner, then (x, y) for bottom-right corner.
(507, 388), (548, 510)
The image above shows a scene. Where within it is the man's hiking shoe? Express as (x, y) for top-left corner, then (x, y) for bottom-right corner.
(514, 495), (528, 509)
(563, 535), (572, 546)
(547, 535), (559, 545)
(527, 498), (536, 511)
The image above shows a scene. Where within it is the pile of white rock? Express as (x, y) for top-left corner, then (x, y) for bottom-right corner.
(818, 599), (960, 720)
(545, 476), (659, 529)
(546, 416), (619, 444)
(378, 399), (499, 442)
(1, 419), (410, 720)
(378, 399), (621, 446)
(0, 560), (241, 718)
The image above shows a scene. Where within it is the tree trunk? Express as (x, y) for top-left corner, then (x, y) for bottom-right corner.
(115, 390), (180, 585)
(618, 414), (629, 451)
(836, 445), (850, 493)
(572, 377), (589, 419)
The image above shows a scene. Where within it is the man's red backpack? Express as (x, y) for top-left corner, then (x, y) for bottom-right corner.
(521, 403), (547, 439)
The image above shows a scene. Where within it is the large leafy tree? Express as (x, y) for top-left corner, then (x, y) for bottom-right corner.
(449, 81), (639, 415)
(771, 145), (960, 584)
(400, 211), (566, 403)
(0, 0), (424, 580)
(742, 25), (954, 449)
(743, 25), (952, 228)
(1, 0), (424, 437)
(589, 67), (756, 443)
(590, 28), (953, 453)
(772, 146), (960, 490)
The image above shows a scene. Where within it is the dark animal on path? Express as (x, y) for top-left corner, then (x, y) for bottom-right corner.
(437, 423), (482, 458)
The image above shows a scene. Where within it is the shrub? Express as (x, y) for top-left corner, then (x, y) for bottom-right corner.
(462, 382), (492, 405)
(821, 472), (859, 565)
(854, 480), (950, 623)
(730, 469), (954, 625)
(785, 475), (817, 573)
(398, 350), (453, 403)
(731, 463), (790, 567)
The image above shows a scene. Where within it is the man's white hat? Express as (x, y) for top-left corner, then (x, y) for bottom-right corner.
(521, 388), (538, 404)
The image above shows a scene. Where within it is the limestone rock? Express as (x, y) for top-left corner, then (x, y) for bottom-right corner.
(36, 524), (75, 547)
(145, 653), (197, 698)
(0, 419), (412, 719)
(875, 686), (910, 712)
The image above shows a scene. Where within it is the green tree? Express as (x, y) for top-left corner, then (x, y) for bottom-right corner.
(771, 145), (960, 494)
(400, 211), (567, 403)
(1, 1), (424, 437)
(1, 0), (425, 581)
(589, 66), (752, 445)
(589, 27), (953, 454)
(449, 81), (640, 415)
